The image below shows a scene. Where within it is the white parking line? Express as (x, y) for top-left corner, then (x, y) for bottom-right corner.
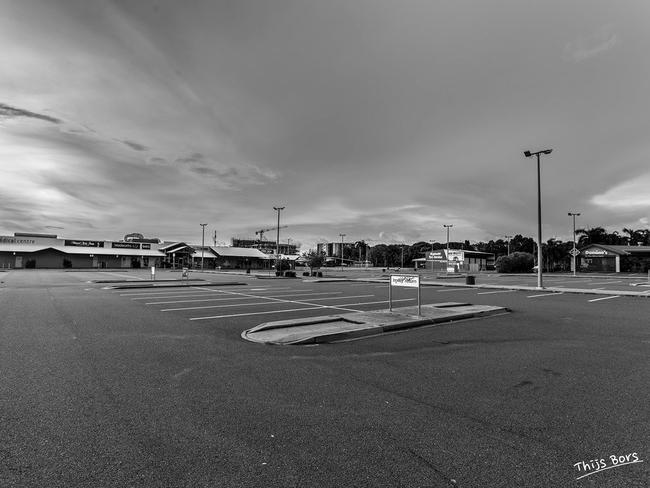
(160, 294), (374, 311)
(589, 281), (622, 285)
(105, 272), (146, 280)
(120, 286), (296, 297)
(527, 292), (564, 298)
(437, 288), (475, 293)
(476, 290), (517, 295)
(189, 298), (414, 321)
(588, 295), (620, 302)
(146, 291), (340, 305)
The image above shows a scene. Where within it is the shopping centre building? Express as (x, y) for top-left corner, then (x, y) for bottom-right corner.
(0, 232), (280, 270)
(413, 249), (496, 272)
(578, 243), (650, 273)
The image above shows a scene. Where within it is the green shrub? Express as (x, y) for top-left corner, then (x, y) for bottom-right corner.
(495, 252), (534, 273)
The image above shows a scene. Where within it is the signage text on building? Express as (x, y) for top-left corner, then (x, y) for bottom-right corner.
(112, 242), (140, 249)
(64, 240), (104, 248)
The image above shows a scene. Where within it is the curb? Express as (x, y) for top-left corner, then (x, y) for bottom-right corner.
(303, 277), (650, 297)
(242, 303), (509, 345)
(103, 281), (248, 290)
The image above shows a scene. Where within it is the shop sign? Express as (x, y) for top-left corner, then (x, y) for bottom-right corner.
(112, 242), (140, 249)
(584, 249), (609, 256)
(64, 239), (104, 248)
(447, 250), (464, 263)
(428, 250), (446, 260)
(142, 243), (151, 250)
(0, 236), (36, 244)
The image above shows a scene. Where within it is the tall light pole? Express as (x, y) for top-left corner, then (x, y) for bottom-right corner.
(273, 206), (285, 272)
(200, 223), (207, 271)
(568, 212), (580, 277)
(429, 240), (435, 272)
(443, 224), (453, 271)
(339, 233), (346, 271)
(505, 235), (513, 256)
(524, 149), (552, 289)
(443, 224), (453, 252)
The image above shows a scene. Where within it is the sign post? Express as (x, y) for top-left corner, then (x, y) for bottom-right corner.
(389, 274), (421, 316)
(182, 267), (189, 283)
(151, 266), (156, 281)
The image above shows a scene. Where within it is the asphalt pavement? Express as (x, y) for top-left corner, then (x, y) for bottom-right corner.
(1, 269), (648, 487)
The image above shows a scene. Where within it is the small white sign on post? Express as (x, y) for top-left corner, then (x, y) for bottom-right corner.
(151, 266), (156, 281)
(390, 275), (420, 288)
(389, 274), (421, 316)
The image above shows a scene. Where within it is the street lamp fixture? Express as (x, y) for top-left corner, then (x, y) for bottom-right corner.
(568, 212), (581, 277)
(524, 148), (553, 289)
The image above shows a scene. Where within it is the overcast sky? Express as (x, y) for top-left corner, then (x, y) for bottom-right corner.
(2, 0), (649, 250)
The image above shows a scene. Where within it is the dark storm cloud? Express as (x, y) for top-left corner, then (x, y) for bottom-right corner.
(0, 103), (61, 124)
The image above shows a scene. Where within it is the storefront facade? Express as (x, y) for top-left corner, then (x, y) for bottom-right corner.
(0, 233), (164, 269)
(414, 249), (495, 272)
(578, 244), (650, 273)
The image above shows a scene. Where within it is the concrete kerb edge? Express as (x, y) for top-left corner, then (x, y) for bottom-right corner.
(304, 277), (650, 297)
(104, 282), (249, 290)
(242, 305), (510, 345)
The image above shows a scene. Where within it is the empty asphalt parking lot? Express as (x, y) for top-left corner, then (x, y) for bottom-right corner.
(1, 269), (648, 487)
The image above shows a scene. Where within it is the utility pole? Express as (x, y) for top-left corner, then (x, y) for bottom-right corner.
(505, 235), (513, 256)
(443, 224), (453, 271)
(524, 149), (553, 289)
(200, 223), (207, 271)
(568, 212), (580, 276)
(339, 233), (346, 271)
(273, 206), (285, 273)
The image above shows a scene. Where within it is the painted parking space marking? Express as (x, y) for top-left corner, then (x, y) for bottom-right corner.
(105, 272), (146, 280)
(527, 292), (564, 298)
(119, 286), (297, 298)
(476, 290), (517, 295)
(437, 288), (476, 293)
(182, 287), (378, 315)
(588, 295), (620, 302)
(589, 281), (623, 285)
(146, 291), (338, 305)
(160, 294), (375, 312)
(189, 298), (415, 321)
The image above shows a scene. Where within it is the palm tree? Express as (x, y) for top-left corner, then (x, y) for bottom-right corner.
(576, 227), (608, 246)
(622, 228), (650, 246)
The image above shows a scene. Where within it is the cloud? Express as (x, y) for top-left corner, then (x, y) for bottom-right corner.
(563, 26), (618, 62)
(591, 173), (650, 209)
(0, 102), (61, 123)
(173, 153), (277, 188)
(120, 139), (149, 151)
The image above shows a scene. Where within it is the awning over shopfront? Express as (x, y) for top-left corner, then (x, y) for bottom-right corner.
(0, 244), (164, 257)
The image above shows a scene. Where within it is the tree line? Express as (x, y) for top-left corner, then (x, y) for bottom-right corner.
(306, 226), (649, 270)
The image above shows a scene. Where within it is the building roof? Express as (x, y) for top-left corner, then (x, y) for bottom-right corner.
(158, 242), (195, 254)
(579, 244), (650, 255)
(210, 247), (270, 259)
(0, 244), (164, 257)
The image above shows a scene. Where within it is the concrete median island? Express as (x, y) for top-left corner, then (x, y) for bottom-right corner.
(242, 302), (509, 345)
